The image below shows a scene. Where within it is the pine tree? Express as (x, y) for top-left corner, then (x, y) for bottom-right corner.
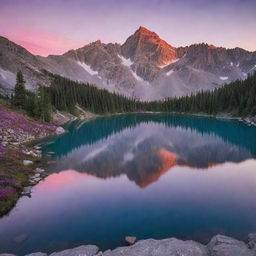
(38, 86), (51, 122)
(13, 71), (26, 108)
(24, 91), (37, 117)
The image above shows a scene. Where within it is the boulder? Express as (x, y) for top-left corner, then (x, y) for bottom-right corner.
(103, 238), (208, 256)
(22, 186), (32, 195)
(49, 245), (99, 256)
(23, 160), (33, 166)
(207, 234), (255, 256)
(248, 233), (256, 251)
(125, 236), (136, 245)
(55, 127), (65, 135)
(35, 168), (45, 173)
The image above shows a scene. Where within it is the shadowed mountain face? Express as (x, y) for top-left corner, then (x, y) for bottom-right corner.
(43, 114), (256, 188)
(1, 27), (256, 99)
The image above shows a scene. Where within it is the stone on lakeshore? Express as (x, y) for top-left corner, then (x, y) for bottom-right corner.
(25, 253), (47, 256)
(23, 160), (33, 166)
(33, 177), (41, 182)
(22, 186), (32, 195)
(55, 127), (65, 135)
(207, 234), (255, 256)
(35, 168), (45, 173)
(248, 233), (256, 251)
(49, 245), (99, 256)
(125, 236), (136, 245)
(103, 238), (208, 256)
(0, 254), (16, 256)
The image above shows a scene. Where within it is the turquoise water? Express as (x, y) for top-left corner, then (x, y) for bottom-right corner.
(1, 114), (256, 255)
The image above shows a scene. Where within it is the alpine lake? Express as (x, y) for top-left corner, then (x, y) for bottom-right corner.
(1, 114), (256, 255)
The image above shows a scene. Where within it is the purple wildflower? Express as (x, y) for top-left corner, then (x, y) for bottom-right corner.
(0, 179), (21, 188)
(0, 186), (16, 200)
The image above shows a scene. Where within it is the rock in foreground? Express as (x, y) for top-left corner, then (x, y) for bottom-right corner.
(125, 236), (137, 245)
(103, 238), (207, 256)
(2, 234), (256, 256)
(207, 235), (255, 256)
(49, 245), (99, 256)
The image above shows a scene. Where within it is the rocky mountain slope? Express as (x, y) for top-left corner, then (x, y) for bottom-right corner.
(0, 27), (256, 100)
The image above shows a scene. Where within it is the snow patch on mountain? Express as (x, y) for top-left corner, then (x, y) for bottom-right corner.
(131, 69), (143, 81)
(219, 76), (229, 81)
(118, 55), (143, 81)
(77, 61), (98, 76)
(159, 59), (180, 68)
(119, 55), (133, 67)
(248, 64), (256, 73)
(166, 70), (174, 76)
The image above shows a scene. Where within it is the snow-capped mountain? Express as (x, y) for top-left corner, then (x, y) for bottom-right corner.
(0, 27), (256, 100)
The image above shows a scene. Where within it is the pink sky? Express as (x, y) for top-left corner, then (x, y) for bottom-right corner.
(0, 0), (255, 56)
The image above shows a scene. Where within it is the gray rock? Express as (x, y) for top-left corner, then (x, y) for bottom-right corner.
(248, 233), (256, 251)
(22, 186), (32, 195)
(55, 127), (65, 135)
(23, 160), (33, 166)
(207, 234), (255, 256)
(0, 254), (16, 256)
(49, 245), (99, 256)
(35, 168), (45, 173)
(103, 238), (208, 256)
(125, 236), (136, 245)
(25, 253), (47, 256)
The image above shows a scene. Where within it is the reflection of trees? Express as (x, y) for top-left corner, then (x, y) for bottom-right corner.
(44, 114), (256, 158)
(45, 116), (254, 188)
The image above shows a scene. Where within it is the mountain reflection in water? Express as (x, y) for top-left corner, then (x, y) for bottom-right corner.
(1, 114), (256, 255)
(43, 114), (255, 188)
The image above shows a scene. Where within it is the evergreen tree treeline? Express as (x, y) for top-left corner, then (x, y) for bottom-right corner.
(44, 73), (143, 114)
(10, 71), (256, 122)
(159, 72), (256, 116)
(45, 72), (256, 117)
(11, 71), (51, 122)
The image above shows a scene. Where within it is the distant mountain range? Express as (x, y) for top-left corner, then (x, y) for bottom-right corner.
(0, 26), (256, 100)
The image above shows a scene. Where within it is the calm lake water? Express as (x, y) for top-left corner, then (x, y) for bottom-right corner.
(1, 114), (256, 255)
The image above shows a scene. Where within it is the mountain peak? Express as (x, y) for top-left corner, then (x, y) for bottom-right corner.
(121, 26), (177, 67)
(136, 26), (156, 36)
(90, 40), (102, 46)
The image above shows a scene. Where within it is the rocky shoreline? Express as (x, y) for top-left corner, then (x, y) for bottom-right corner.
(1, 234), (256, 256)
(0, 103), (65, 216)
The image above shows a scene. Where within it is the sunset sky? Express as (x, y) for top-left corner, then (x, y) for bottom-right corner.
(0, 0), (255, 56)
